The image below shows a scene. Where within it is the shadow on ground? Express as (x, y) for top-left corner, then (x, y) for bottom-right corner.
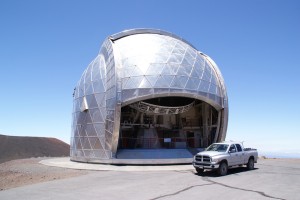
(195, 167), (259, 177)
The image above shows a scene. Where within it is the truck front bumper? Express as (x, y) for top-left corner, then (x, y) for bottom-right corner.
(193, 162), (220, 170)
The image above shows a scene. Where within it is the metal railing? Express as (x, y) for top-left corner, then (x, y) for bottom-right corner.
(129, 101), (195, 115)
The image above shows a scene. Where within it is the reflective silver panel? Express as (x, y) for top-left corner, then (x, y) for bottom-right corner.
(70, 29), (228, 163)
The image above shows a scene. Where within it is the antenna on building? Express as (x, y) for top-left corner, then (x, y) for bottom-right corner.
(72, 87), (76, 97)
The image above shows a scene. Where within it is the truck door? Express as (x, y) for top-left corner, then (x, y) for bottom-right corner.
(235, 144), (245, 164)
(228, 144), (239, 166)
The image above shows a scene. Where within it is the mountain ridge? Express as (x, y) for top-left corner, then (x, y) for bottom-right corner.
(0, 134), (69, 163)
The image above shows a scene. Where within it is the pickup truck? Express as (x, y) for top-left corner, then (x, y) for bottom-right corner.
(193, 141), (258, 176)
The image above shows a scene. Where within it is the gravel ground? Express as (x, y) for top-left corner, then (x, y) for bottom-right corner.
(0, 158), (90, 190)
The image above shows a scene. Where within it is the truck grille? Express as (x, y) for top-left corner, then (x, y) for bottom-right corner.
(195, 155), (211, 162)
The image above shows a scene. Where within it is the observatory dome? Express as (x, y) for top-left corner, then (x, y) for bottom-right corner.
(70, 29), (228, 164)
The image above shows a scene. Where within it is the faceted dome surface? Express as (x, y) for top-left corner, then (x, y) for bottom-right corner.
(70, 29), (228, 163)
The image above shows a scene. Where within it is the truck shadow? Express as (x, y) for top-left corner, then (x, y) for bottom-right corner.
(195, 167), (259, 177)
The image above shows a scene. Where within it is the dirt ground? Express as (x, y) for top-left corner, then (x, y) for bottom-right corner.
(0, 158), (90, 190)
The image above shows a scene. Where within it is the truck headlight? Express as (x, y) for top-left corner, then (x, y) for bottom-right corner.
(211, 157), (219, 163)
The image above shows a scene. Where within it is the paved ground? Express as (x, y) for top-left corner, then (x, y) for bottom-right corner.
(0, 158), (299, 200)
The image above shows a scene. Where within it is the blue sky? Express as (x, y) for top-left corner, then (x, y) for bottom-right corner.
(1, 0), (299, 157)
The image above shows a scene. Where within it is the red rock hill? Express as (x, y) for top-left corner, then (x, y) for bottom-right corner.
(0, 134), (69, 163)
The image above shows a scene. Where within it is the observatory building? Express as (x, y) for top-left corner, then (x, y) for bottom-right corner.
(70, 29), (228, 164)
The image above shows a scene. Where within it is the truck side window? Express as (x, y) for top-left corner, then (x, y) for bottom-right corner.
(235, 144), (243, 152)
(229, 145), (236, 152)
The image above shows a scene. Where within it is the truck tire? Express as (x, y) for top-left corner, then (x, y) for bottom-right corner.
(247, 158), (254, 170)
(196, 168), (204, 174)
(218, 162), (228, 176)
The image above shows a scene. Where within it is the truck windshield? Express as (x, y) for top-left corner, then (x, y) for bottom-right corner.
(206, 144), (229, 152)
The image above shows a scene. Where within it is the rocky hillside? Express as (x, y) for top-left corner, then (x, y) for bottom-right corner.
(0, 134), (69, 163)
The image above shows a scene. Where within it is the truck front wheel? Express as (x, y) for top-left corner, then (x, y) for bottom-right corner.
(196, 168), (204, 174)
(218, 162), (228, 176)
(247, 158), (254, 170)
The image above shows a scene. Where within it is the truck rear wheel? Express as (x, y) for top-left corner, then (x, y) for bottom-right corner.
(247, 158), (254, 170)
(218, 162), (228, 176)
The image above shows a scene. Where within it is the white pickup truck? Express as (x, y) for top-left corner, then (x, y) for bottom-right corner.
(193, 141), (258, 176)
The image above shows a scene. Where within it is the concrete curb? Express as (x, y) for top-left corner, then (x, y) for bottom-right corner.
(40, 157), (195, 172)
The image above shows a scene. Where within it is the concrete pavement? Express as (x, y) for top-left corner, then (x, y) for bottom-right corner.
(1, 158), (299, 200)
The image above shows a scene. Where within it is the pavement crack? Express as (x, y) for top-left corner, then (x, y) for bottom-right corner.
(205, 179), (286, 200)
(149, 183), (214, 200)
